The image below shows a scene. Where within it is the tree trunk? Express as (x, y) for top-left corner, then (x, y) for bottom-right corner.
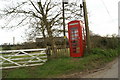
(42, 29), (47, 48)
(47, 27), (57, 58)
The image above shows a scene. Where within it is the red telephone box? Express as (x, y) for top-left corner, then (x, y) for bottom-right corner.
(68, 20), (86, 57)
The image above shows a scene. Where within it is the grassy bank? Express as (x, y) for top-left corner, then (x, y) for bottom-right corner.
(2, 48), (119, 78)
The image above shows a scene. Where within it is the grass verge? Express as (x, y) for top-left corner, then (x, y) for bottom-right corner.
(2, 48), (119, 78)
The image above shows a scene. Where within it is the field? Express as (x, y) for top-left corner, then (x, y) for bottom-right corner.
(0, 47), (2, 51)
(2, 48), (119, 78)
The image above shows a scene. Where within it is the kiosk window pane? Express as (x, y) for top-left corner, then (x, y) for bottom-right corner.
(76, 47), (80, 50)
(71, 40), (78, 43)
(71, 43), (79, 47)
(71, 33), (78, 37)
(76, 47), (80, 53)
(70, 27), (78, 30)
(71, 30), (78, 34)
(75, 30), (78, 33)
(72, 44), (77, 47)
(72, 37), (77, 40)
(76, 50), (80, 53)
(72, 47), (80, 54)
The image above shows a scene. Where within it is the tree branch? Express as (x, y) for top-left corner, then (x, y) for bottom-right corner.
(29, 0), (41, 14)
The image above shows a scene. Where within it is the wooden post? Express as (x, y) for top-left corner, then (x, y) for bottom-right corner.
(62, 0), (68, 55)
(82, 0), (91, 53)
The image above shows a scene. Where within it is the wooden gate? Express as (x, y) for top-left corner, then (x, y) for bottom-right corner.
(0, 48), (47, 69)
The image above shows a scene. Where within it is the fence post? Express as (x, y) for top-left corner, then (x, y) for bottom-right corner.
(46, 46), (51, 60)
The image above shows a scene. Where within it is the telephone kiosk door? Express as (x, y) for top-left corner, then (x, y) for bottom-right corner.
(68, 20), (84, 57)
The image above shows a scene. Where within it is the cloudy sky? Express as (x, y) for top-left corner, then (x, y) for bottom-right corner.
(0, 0), (119, 45)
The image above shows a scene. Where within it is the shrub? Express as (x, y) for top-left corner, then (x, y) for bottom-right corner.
(2, 45), (11, 50)
(90, 35), (119, 49)
(91, 48), (119, 58)
(91, 48), (105, 55)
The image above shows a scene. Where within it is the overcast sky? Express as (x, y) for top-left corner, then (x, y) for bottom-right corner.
(0, 0), (119, 45)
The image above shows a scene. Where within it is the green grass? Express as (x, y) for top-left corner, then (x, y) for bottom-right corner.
(0, 47), (2, 51)
(2, 48), (119, 78)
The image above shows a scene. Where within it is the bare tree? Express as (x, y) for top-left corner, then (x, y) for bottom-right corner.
(0, 0), (83, 57)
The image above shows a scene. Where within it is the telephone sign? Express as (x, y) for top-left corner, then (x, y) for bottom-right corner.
(68, 20), (86, 57)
